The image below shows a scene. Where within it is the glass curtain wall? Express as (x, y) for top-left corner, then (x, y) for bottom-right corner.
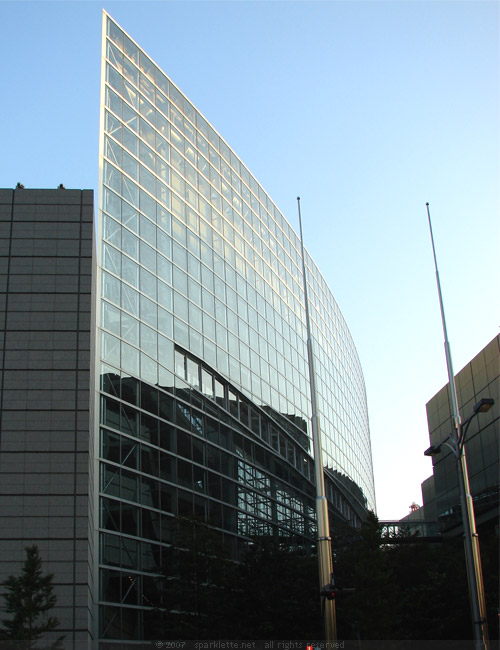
(96, 11), (375, 641)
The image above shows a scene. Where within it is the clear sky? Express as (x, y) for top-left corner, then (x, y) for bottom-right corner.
(1, 0), (498, 519)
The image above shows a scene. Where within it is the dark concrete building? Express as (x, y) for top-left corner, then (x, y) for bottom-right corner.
(425, 335), (499, 536)
(0, 187), (94, 643)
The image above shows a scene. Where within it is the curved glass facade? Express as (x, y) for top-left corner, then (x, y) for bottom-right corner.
(96, 12), (375, 641)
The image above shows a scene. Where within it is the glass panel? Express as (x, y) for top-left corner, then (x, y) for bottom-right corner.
(139, 96), (155, 123)
(121, 255), (139, 288)
(159, 450), (175, 482)
(101, 426), (120, 465)
(105, 132), (122, 165)
(122, 284), (139, 316)
(123, 81), (139, 110)
(122, 228), (139, 260)
(102, 271), (121, 305)
(157, 159), (169, 182)
(101, 464), (120, 497)
(121, 502), (139, 536)
(214, 378), (225, 407)
(158, 308), (173, 339)
(124, 33), (139, 62)
(101, 497), (120, 534)
(121, 437), (139, 469)
(188, 302), (202, 331)
(171, 193), (185, 221)
(140, 267), (156, 298)
(122, 203), (139, 232)
(122, 151), (138, 181)
(140, 190), (156, 223)
(201, 369), (213, 397)
(177, 459), (192, 487)
(123, 126), (138, 156)
(157, 181), (170, 209)
(173, 292), (188, 321)
(201, 310), (215, 340)
(173, 318), (188, 347)
(141, 353), (158, 385)
(141, 323), (157, 358)
(157, 280), (172, 310)
(190, 327), (203, 359)
(140, 118), (155, 147)
(104, 188), (121, 219)
(103, 243), (121, 275)
(186, 357), (199, 388)
(119, 538), (138, 574)
(140, 165), (156, 195)
(122, 176), (139, 207)
(172, 267), (187, 295)
(175, 349), (185, 378)
(121, 404), (139, 436)
(156, 89), (169, 117)
(102, 301), (121, 336)
(173, 242), (187, 270)
(124, 108), (140, 134)
(101, 395), (120, 430)
(123, 57), (138, 86)
(106, 65), (123, 98)
(102, 332), (120, 366)
(140, 70), (155, 99)
(156, 132), (169, 160)
(101, 532), (121, 567)
(140, 295), (157, 327)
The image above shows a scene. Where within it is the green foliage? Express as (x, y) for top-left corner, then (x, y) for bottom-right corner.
(333, 512), (401, 640)
(332, 512), (498, 641)
(234, 538), (323, 640)
(0, 545), (63, 646)
(150, 518), (323, 640)
(386, 536), (470, 639)
(147, 512), (499, 641)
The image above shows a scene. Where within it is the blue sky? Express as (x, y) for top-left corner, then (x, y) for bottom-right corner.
(1, 0), (498, 519)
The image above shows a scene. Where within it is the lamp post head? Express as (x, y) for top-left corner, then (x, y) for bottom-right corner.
(424, 444), (442, 457)
(473, 398), (494, 414)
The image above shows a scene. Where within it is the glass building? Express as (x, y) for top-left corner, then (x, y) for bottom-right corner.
(96, 11), (375, 641)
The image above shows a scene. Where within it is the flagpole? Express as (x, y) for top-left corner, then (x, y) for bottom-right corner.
(297, 197), (336, 642)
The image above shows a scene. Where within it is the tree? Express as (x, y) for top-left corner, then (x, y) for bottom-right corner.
(0, 545), (63, 647)
(387, 535), (471, 640)
(332, 512), (499, 641)
(233, 538), (323, 640)
(148, 517), (323, 640)
(333, 511), (401, 640)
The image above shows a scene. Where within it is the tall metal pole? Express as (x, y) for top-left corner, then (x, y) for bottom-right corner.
(426, 203), (488, 650)
(297, 197), (336, 642)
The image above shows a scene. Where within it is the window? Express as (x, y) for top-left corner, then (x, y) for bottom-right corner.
(201, 369), (213, 397)
(174, 349), (185, 379)
(186, 357), (199, 388)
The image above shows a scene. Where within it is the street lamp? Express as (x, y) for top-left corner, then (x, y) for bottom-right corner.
(424, 398), (493, 649)
(425, 203), (491, 650)
(297, 197), (336, 642)
(424, 398), (495, 457)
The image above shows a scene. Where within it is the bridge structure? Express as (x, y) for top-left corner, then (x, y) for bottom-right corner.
(379, 520), (442, 543)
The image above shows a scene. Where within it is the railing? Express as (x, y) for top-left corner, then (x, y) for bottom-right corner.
(380, 519), (440, 542)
